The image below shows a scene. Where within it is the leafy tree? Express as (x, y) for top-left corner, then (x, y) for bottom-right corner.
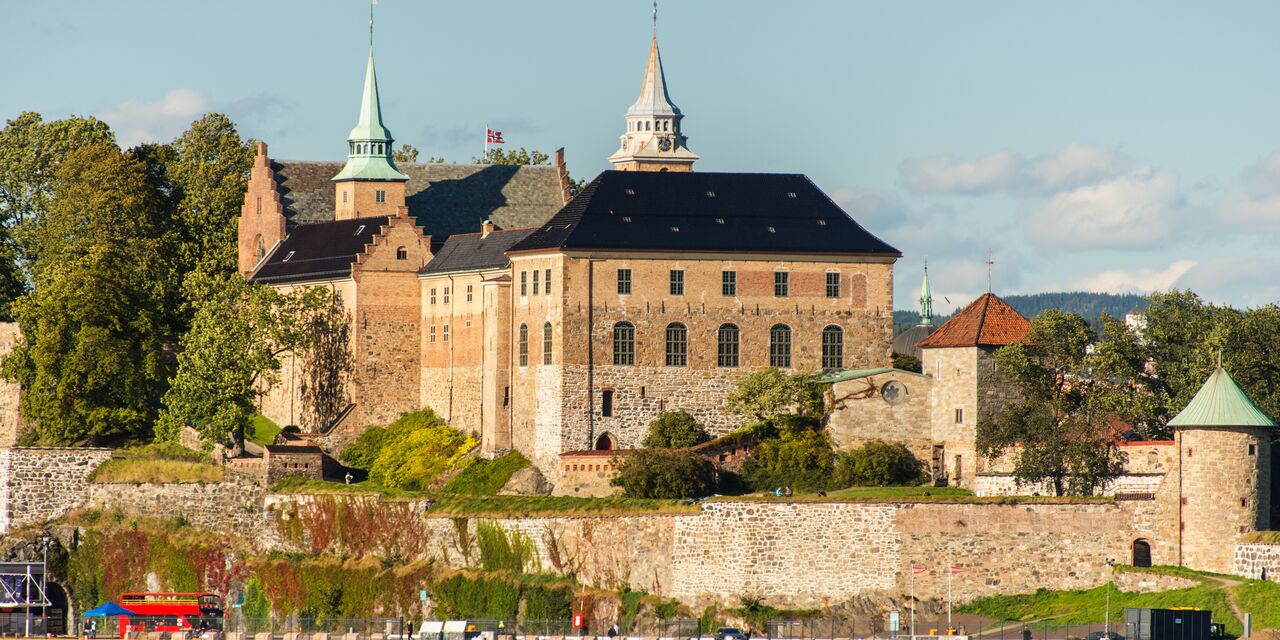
(642, 410), (710, 449)
(726, 368), (824, 422)
(393, 143), (420, 164)
(166, 114), (254, 293)
(976, 310), (1127, 495)
(833, 439), (923, 486)
(741, 427), (836, 492)
(891, 351), (922, 373)
(157, 278), (350, 448)
(299, 295), (352, 431)
(344, 409), (475, 490)
(3, 144), (173, 445)
(475, 147), (550, 166)
(611, 448), (714, 499)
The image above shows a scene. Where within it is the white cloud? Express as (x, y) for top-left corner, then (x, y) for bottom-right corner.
(97, 88), (210, 148)
(1215, 151), (1280, 229)
(899, 151), (1020, 194)
(899, 144), (1129, 195)
(1025, 169), (1183, 249)
(1172, 257), (1280, 308)
(1071, 260), (1198, 294)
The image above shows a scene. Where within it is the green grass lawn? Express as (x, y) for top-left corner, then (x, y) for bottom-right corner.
(959, 584), (1241, 636)
(247, 414), (282, 446)
(443, 451), (530, 495)
(91, 443), (223, 484)
(1231, 579), (1280, 631)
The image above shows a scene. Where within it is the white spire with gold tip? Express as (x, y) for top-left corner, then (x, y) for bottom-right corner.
(608, 2), (699, 172)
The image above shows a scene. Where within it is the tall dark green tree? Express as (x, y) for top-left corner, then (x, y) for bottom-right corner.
(2, 143), (173, 445)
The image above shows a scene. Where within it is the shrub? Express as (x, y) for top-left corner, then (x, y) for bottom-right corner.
(642, 410), (710, 449)
(833, 439), (924, 486)
(476, 522), (536, 573)
(612, 449), (714, 499)
(430, 573), (521, 619)
(444, 451), (530, 495)
(741, 428), (835, 492)
(341, 409), (476, 490)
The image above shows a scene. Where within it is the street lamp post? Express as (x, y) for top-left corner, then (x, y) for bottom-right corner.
(1104, 558), (1116, 638)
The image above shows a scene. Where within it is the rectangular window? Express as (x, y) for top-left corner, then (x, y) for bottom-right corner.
(443, 324), (450, 342)
(669, 269), (684, 296)
(532, 270), (540, 295)
(544, 268), (551, 294)
(429, 326), (436, 343)
(375, 190), (386, 203)
(466, 284), (473, 302)
(430, 288), (437, 305)
(722, 270), (737, 296)
(826, 272), (841, 298)
(617, 268), (632, 295)
(601, 390), (614, 417)
(521, 271), (528, 296)
(774, 271), (789, 297)
(1249, 443), (1257, 456)
(503, 387), (510, 407)
(954, 408), (963, 424)
(443, 287), (450, 303)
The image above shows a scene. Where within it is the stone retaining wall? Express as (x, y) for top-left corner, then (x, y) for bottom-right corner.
(1233, 543), (1280, 581)
(87, 478), (266, 534)
(0, 447), (113, 534)
(1112, 570), (1202, 593)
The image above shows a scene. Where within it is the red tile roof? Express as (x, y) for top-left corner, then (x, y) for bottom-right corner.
(915, 292), (1032, 349)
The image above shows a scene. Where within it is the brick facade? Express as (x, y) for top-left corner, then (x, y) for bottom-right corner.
(237, 143), (288, 276)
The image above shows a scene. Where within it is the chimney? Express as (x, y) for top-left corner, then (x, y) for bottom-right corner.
(555, 147), (572, 204)
(254, 141), (269, 168)
(481, 219), (495, 238)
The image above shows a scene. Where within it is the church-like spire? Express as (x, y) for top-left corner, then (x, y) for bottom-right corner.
(333, 47), (409, 183)
(919, 259), (934, 327)
(608, 4), (698, 172)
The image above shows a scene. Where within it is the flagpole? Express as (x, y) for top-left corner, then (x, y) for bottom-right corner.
(910, 567), (916, 638)
(484, 126), (488, 164)
(947, 564), (953, 631)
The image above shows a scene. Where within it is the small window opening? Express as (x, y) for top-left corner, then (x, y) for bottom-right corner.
(787, 191), (797, 198)
(625, 188), (636, 196)
(354, 225), (366, 235)
(706, 191), (716, 198)
(768, 226), (776, 233)
(817, 220), (827, 226)
(282, 251), (296, 262)
(395, 246), (407, 260)
(601, 390), (614, 417)
(715, 218), (725, 224)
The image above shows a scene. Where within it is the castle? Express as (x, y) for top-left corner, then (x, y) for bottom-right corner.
(230, 21), (1279, 578)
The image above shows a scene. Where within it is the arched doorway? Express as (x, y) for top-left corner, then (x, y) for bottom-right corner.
(44, 582), (70, 636)
(595, 433), (614, 451)
(1132, 539), (1152, 568)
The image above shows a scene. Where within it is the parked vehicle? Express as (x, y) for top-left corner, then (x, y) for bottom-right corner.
(714, 628), (747, 640)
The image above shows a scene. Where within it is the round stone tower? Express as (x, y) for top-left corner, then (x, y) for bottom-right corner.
(1170, 364), (1276, 574)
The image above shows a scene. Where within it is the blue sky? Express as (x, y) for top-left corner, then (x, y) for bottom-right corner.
(5, 1), (1280, 312)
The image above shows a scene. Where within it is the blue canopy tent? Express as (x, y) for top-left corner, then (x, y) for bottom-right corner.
(83, 602), (135, 617)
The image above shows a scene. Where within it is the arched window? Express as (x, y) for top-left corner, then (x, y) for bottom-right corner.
(665, 323), (687, 367)
(395, 246), (407, 260)
(822, 325), (844, 370)
(717, 324), (739, 368)
(543, 322), (553, 365)
(254, 235), (266, 262)
(769, 324), (792, 368)
(1132, 539), (1152, 567)
(613, 322), (635, 365)
(595, 433), (615, 451)
(518, 324), (529, 367)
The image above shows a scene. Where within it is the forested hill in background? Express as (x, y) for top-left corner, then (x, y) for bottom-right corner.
(894, 292), (1148, 331)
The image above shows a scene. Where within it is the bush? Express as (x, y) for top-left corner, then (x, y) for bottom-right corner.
(833, 439), (924, 486)
(612, 449), (714, 499)
(341, 409), (476, 490)
(444, 451), (530, 495)
(741, 428), (836, 492)
(642, 410), (710, 449)
(726, 368), (825, 421)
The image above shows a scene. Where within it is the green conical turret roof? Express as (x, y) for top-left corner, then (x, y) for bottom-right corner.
(1168, 366), (1276, 428)
(333, 48), (409, 183)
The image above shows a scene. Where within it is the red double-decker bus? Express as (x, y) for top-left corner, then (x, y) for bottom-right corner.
(116, 593), (223, 636)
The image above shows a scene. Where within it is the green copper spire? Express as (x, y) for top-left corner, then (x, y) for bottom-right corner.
(1168, 364), (1276, 429)
(333, 48), (409, 183)
(919, 259), (934, 327)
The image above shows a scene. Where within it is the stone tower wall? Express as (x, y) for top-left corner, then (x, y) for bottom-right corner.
(1176, 426), (1272, 574)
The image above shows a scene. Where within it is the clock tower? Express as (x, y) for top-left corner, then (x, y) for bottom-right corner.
(607, 19), (698, 172)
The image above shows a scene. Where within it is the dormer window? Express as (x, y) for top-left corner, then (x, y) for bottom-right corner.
(817, 220), (827, 227)
(671, 226), (680, 233)
(622, 216), (632, 223)
(768, 226), (776, 234)
(787, 192), (797, 199)
(625, 188), (635, 196)
(715, 218), (725, 225)
(354, 225), (366, 235)
(706, 191), (716, 198)
(282, 251), (296, 262)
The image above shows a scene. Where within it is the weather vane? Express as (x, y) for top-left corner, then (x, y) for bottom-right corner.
(985, 248), (994, 293)
(653, 1), (658, 34)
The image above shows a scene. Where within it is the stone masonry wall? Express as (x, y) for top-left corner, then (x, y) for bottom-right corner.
(1178, 427), (1271, 574)
(1112, 570), (1202, 593)
(1233, 543), (1280, 581)
(0, 448), (114, 534)
(87, 478), (266, 534)
(827, 371), (932, 453)
(0, 323), (24, 447)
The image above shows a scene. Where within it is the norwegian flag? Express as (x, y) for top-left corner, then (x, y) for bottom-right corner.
(486, 128), (505, 144)
(912, 566), (927, 575)
(949, 565), (968, 574)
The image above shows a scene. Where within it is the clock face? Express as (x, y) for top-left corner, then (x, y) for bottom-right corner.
(658, 138), (672, 151)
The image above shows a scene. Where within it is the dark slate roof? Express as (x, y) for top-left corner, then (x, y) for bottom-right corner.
(250, 216), (389, 284)
(271, 161), (564, 237)
(422, 228), (537, 275)
(510, 171), (900, 256)
(893, 324), (937, 361)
